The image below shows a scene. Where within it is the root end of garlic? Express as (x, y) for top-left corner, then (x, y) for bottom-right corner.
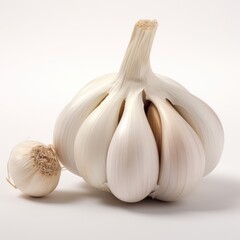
(31, 145), (61, 176)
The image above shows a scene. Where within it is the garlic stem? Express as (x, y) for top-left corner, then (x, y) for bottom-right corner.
(118, 19), (158, 81)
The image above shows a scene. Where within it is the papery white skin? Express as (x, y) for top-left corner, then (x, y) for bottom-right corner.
(54, 20), (224, 202)
(8, 141), (61, 197)
(54, 74), (115, 174)
(148, 74), (224, 175)
(147, 95), (205, 201)
(107, 89), (159, 202)
(74, 87), (125, 190)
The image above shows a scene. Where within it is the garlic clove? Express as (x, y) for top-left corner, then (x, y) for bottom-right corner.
(74, 88), (125, 189)
(147, 103), (162, 158)
(54, 74), (114, 175)
(150, 77), (224, 175)
(8, 141), (61, 197)
(170, 94), (224, 176)
(147, 95), (205, 201)
(106, 90), (159, 202)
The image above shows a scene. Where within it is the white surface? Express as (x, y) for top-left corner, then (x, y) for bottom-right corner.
(1, 0), (240, 239)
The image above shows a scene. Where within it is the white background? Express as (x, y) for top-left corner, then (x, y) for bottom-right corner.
(1, 0), (240, 239)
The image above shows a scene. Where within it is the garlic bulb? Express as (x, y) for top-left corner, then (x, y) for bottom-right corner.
(54, 19), (224, 202)
(8, 141), (61, 197)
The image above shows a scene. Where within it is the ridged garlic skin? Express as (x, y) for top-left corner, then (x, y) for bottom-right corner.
(54, 74), (114, 175)
(54, 20), (224, 202)
(107, 90), (159, 202)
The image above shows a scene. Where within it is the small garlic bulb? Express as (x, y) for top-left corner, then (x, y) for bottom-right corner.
(54, 19), (224, 203)
(8, 141), (61, 197)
